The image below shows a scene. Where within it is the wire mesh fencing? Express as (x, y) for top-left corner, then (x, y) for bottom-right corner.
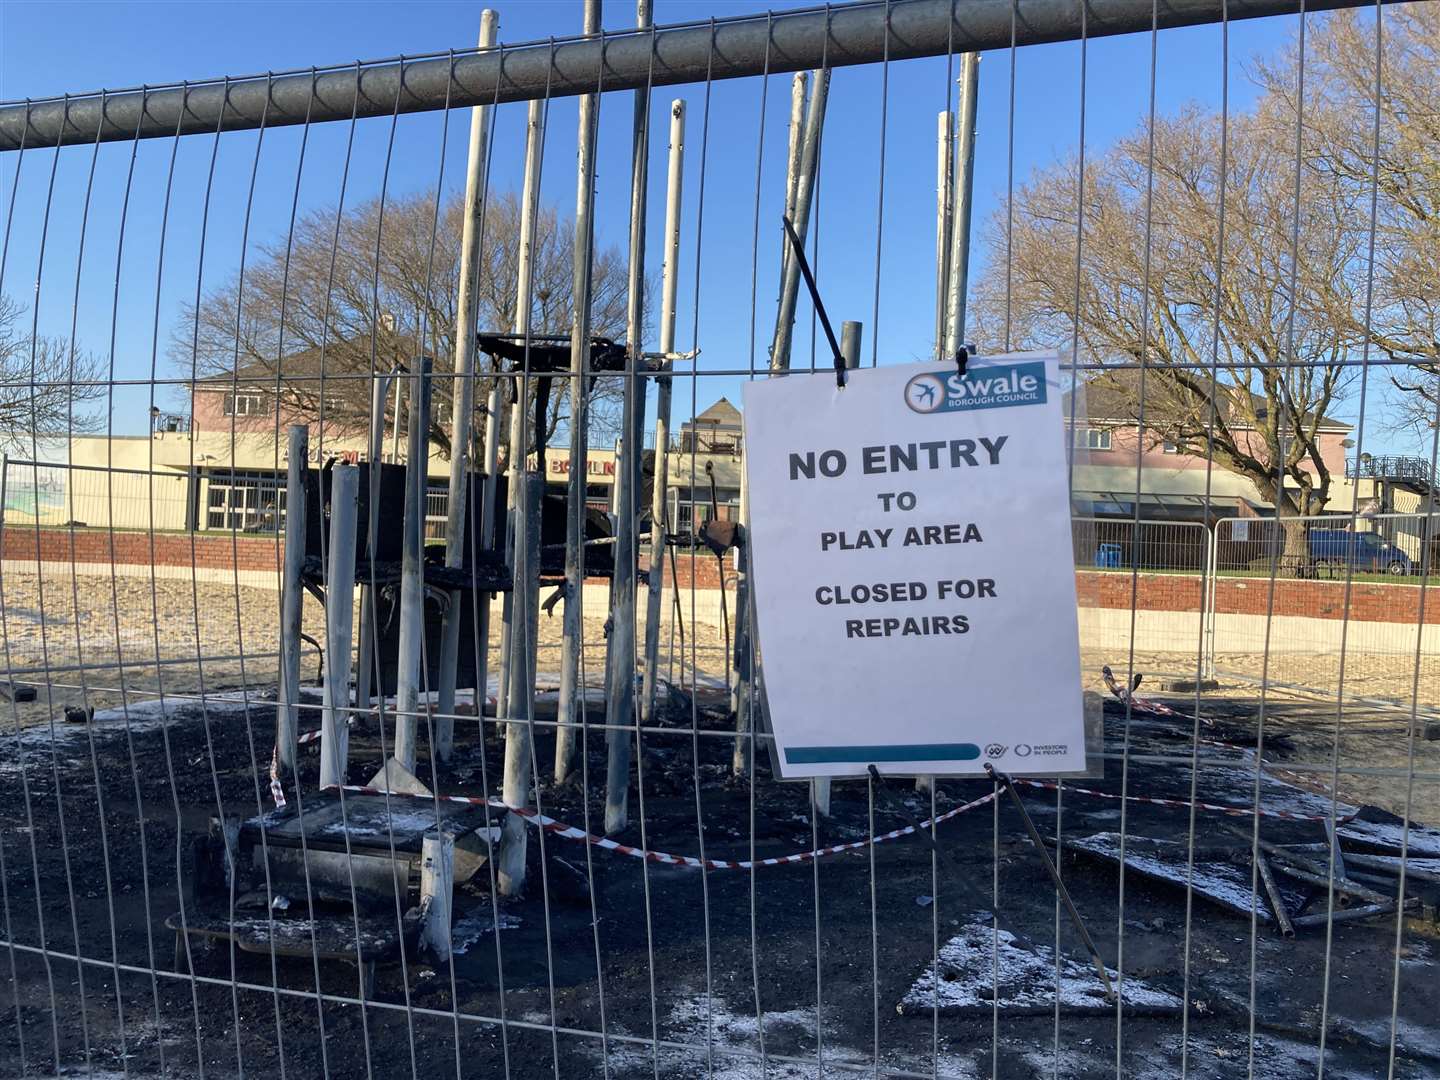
(1209, 513), (1440, 711)
(1, 1), (1438, 1079)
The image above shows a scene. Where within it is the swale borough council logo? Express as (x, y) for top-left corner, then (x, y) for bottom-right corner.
(904, 373), (947, 413)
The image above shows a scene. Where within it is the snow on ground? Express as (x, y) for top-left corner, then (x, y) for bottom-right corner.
(589, 990), (982, 1080)
(450, 907), (521, 955)
(1337, 816), (1440, 859)
(898, 914), (1182, 1016)
(1062, 833), (1303, 924)
(0, 691), (264, 775)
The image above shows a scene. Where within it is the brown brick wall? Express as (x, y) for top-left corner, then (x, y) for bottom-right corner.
(1074, 570), (1440, 626)
(3, 526), (1431, 624)
(0, 526), (281, 574)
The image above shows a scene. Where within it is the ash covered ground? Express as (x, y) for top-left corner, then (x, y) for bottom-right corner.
(0, 676), (1437, 1079)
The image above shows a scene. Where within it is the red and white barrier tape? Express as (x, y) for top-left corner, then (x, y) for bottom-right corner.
(317, 771), (1349, 870)
(269, 745), (286, 810)
(321, 784), (998, 870)
(1013, 778), (1355, 824)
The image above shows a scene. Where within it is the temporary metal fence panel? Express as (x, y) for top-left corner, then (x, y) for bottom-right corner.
(0, 2), (1436, 1079)
(1073, 517), (1213, 664)
(1210, 513), (1440, 711)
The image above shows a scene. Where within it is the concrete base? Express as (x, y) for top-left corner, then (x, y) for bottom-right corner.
(1155, 677), (1221, 693)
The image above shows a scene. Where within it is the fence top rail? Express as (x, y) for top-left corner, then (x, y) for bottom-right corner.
(3, 458), (196, 480)
(1071, 517), (1209, 528)
(1215, 512), (1438, 529)
(0, 0), (1393, 151)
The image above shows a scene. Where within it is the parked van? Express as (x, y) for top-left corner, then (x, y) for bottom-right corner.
(1308, 528), (1413, 576)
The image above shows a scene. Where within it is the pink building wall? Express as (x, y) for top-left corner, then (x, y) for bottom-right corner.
(1074, 423), (1350, 481)
(190, 387), (368, 441)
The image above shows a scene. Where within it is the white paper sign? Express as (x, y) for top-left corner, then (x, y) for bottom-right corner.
(741, 352), (1084, 778)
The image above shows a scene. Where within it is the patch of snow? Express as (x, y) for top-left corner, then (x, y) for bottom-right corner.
(450, 908), (521, 955)
(898, 913), (1182, 1016)
(7, 691), (263, 750)
(585, 992), (878, 1080)
(1066, 832), (1302, 923)
(318, 808), (456, 839)
(1338, 818), (1440, 859)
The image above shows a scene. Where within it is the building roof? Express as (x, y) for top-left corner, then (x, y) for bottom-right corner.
(194, 335), (410, 386)
(687, 396), (742, 428)
(1063, 373), (1351, 433)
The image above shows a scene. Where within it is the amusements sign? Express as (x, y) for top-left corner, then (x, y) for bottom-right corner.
(742, 352), (1085, 778)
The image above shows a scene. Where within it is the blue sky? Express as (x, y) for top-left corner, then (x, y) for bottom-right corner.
(1, 0), (1400, 454)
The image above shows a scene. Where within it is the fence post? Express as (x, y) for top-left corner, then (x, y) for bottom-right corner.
(781, 72), (807, 287)
(556, 0), (603, 785)
(419, 830), (455, 960)
(604, 0), (654, 836)
(935, 108), (952, 358)
(768, 68), (829, 370)
(355, 370), (393, 718)
(1204, 520), (1217, 681)
(278, 426), (307, 777)
(499, 473), (543, 895)
(942, 51), (979, 356)
(640, 97), (686, 728)
(321, 465), (358, 790)
(732, 68), (829, 777)
(823, 322), (862, 812)
(496, 98), (547, 892)
(390, 359), (432, 779)
(437, 7), (500, 763)
(497, 96), (546, 750)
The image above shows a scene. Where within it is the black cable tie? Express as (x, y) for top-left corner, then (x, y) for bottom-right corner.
(781, 213), (847, 389)
(955, 343), (970, 380)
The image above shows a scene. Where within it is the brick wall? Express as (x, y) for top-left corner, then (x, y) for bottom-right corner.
(1074, 570), (1440, 626)
(1, 526), (740, 590)
(1, 526), (283, 574)
(3, 526), (1432, 624)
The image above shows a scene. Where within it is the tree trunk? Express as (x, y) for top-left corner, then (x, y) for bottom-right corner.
(1280, 517), (1309, 576)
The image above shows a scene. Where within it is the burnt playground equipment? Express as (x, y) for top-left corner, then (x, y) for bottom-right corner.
(171, 334), (645, 983)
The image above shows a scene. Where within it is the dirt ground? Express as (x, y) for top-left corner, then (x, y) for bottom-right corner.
(0, 568), (732, 728)
(0, 571), (1438, 1077)
(0, 683), (1437, 1076)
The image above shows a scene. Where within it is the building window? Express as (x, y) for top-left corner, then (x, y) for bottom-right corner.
(424, 484), (449, 540)
(205, 470), (284, 531)
(1074, 427), (1112, 451)
(1161, 439), (1180, 454)
(222, 391), (269, 418)
(676, 501), (711, 535)
(673, 495), (740, 535)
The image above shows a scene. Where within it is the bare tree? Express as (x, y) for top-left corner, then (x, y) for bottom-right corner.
(973, 101), (1365, 558)
(0, 294), (107, 454)
(1260, 7), (1440, 435)
(175, 190), (631, 458)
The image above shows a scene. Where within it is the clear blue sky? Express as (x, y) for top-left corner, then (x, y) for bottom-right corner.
(6, 1), (1395, 453)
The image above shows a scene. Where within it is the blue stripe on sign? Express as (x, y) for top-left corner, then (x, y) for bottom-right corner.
(784, 744), (982, 764)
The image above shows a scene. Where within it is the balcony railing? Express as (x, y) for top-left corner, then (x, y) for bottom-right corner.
(1345, 455), (1434, 486)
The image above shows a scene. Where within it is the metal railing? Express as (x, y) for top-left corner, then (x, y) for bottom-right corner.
(1345, 453), (1436, 486)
